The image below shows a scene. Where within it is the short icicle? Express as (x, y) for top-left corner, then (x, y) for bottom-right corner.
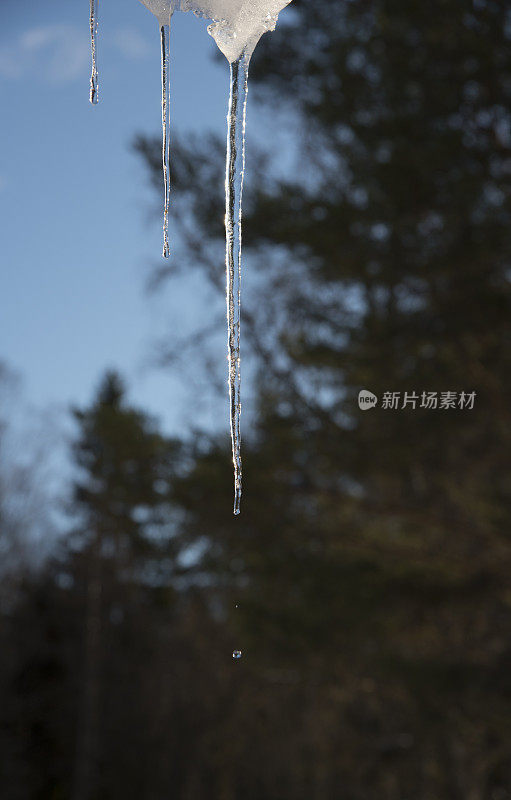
(225, 53), (250, 516)
(89, 0), (99, 104)
(160, 22), (171, 258)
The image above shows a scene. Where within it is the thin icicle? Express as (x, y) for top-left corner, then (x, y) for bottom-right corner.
(89, 0), (99, 104)
(137, 2), (175, 255)
(160, 23), (171, 258)
(225, 53), (250, 515)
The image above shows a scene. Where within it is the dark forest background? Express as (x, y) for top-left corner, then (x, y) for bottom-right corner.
(1, 0), (511, 797)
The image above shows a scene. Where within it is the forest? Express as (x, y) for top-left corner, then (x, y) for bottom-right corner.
(1, 0), (510, 798)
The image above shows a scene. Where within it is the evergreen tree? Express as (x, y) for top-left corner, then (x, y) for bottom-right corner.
(136, 1), (511, 796)
(69, 371), (180, 800)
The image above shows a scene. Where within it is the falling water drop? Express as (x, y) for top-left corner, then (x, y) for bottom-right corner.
(89, 0), (99, 104)
(232, 650), (242, 660)
(160, 22), (171, 258)
(225, 52), (250, 516)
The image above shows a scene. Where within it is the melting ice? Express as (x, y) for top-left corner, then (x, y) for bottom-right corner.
(89, 0), (99, 103)
(139, 0), (178, 25)
(181, 0), (293, 62)
(138, 0), (178, 257)
(89, 0), (292, 513)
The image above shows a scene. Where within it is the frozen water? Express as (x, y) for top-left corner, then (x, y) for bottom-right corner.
(138, 0), (178, 256)
(89, 0), (99, 104)
(178, 0), (292, 513)
(160, 23), (171, 257)
(180, 0), (292, 62)
(139, 0), (291, 60)
(136, 0), (293, 512)
(90, 0), (293, 512)
(138, 0), (178, 25)
(224, 55), (248, 515)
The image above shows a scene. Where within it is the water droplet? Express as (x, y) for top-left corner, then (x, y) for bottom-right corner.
(232, 649), (242, 659)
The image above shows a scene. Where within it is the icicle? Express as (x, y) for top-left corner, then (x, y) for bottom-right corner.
(136, 2), (176, 255)
(160, 22), (171, 258)
(95, 0), (292, 513)
(225, 53), (250, 515)
(89, 0), (99, 104)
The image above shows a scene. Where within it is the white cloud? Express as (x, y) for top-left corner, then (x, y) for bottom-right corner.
(0, 23), (152, 85)
(0, 24), (89, 84)
(112, 28), (151, 60)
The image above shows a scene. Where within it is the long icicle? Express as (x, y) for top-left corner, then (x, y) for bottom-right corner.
(225, 54), (250, 516)
(160, 22), (171, 258)
(89, 0), (99, 104)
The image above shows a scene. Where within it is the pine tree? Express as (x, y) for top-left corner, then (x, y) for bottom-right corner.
(136, 0), (511, 796)
(70, 371), (180, 800)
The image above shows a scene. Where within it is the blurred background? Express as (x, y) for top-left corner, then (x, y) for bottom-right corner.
(1, 0), (511, 798)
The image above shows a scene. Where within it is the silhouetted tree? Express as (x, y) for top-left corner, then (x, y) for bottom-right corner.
(69, 372), (180, 800)
(135, 0), (511, 797)
(1, 1), (510, 798)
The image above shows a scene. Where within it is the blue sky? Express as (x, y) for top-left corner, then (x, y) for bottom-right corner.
(0, 0), (246, 434)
